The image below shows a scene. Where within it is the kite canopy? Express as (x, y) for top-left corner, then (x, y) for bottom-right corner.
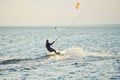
(76, 2), (80, 9)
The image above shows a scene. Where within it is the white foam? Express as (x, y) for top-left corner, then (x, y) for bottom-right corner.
(45, 47), (112, 62)
(61, 47), (84, 57)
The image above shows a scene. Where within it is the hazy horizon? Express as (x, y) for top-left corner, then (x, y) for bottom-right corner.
(0, 24), (120, 28)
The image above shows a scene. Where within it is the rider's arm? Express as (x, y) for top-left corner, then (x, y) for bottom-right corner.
(50, 41), (55, 45)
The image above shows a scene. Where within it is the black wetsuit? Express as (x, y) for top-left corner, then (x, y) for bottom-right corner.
(46, 40), (57, 54)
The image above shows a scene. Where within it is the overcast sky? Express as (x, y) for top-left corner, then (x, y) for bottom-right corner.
(0, 0), (120, 26)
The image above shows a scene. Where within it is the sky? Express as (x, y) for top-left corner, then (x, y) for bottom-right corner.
(0, 0), (120, 26)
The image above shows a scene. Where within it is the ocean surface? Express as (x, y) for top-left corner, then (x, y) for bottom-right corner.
(0, 26), (120, 80)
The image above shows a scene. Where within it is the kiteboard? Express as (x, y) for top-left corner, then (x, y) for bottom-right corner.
(47, 52), (61, 57)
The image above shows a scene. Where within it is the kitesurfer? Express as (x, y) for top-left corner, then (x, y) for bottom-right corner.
(46, 39), (59, 54)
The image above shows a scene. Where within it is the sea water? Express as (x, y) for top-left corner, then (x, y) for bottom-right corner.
(0, 25), (120, 80)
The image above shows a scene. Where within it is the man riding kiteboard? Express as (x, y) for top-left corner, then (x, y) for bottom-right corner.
(46, 39), (60, 55)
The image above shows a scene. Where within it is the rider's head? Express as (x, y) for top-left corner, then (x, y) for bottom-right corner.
(46, 39), (49, 43)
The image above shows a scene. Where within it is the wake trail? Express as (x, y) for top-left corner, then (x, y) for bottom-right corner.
(1, 47), (117, 71)
(0, 47), (115, 65)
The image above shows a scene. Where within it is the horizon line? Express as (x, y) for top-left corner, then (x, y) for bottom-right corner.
(0, 24), (120, 27)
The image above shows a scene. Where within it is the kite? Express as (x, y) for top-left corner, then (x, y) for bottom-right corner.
(76, 1), (80, 9)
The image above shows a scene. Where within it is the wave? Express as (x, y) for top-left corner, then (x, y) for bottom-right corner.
(0, 54), (52, 65)
(0, 58), (31, 65)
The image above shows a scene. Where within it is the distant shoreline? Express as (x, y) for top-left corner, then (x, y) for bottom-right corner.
(0, 24), (120, 28)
